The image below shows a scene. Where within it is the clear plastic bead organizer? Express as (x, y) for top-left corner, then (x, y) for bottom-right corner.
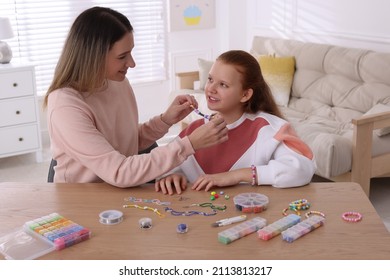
(218, 217), (267, 245)
(257, 214), (301, 240)
(0, 212), (91, 260)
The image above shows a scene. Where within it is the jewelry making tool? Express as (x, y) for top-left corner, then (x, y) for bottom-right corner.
(218, 217), (267, 245)
(99, 210), (124, 225)
(123, 204), (165, 217)
(233, 193), (269, 213)
(184, 202), (227, 211)
(341, 211), (362, 222)
(257, 214), (301, 240)
(212, 215), (247, 227)
(124, 196), (171, 206)
(190, 104), (212, 120)
(164, 207), (217, 216)
(281, 215), (325, 243)
(24, 212), (91, 250)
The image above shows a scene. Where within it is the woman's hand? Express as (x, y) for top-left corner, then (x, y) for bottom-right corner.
(155, 174), (188, 195)
(160, 94), (198, 125)
(188, 117), (228, 150)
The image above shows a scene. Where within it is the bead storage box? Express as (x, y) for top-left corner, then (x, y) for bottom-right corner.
(218, 217), (267, 244)
(0, 213), (91, 260)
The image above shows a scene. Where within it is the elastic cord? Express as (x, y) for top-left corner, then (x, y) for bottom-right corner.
(99, 210), (124, 225)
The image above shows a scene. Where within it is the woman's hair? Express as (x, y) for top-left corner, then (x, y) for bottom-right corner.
(216, 50), (284, 119)
(43, 6), (133, 107)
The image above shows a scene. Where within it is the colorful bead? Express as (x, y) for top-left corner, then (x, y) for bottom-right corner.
(211, 191), (216, 196)
(220, 191), (224, 195)
(210, 195), (216, 201)
(224, 195), (230, 200)
(342, 211), (362, 222)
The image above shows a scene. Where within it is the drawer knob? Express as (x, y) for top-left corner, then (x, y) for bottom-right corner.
(13, 82), (18, 87)
(18, 137), (24, 142)
(16, 110), (21, 115)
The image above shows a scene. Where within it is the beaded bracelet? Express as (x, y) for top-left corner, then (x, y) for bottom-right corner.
(164, 207), (217, 216)
(342, 211), (363, 222)
(282, 207), (300, 216)
(289, 198), (310, 211)
(184, 202), (227, 211)
(305, 210), (326, 218)
(123, 204), (165, 217)
(250, 165), (257, 186)
(190, 105), (212, 120)
(124, 196), (171, 206)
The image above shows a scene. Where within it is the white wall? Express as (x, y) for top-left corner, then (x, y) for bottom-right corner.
(40, 0), (390, 141)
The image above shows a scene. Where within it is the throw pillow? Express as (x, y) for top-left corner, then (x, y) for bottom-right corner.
(363, 103), (390, 136)
(257, 55), (295, 107)
(198, 58), (213, 90)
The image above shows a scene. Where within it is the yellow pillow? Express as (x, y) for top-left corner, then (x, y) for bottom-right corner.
(258, 55), (295, 107)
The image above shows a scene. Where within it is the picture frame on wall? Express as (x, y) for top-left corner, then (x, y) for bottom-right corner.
(169, 0), (215, 31)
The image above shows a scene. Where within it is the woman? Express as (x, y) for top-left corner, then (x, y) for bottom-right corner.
(44, 7), (228, 187)
(155, 50), (316, 194)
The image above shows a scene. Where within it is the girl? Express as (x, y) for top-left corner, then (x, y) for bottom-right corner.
(44, 7), (228, 187)
(155, 50), (316, 194)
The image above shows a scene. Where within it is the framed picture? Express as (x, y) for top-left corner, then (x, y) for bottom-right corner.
(169, 0), (216, 31)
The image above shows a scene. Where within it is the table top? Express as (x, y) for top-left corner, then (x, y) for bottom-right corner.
(1, 181), (389, 260)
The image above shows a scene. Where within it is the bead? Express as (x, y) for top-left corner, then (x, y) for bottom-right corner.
(211, 191), (216, 196)
(214, 193), (219, 198)
(177, 223), (188, 233)
(220, 191), (224, 195)
(210, 195), (216, 201)
(224, 195), (230, 200)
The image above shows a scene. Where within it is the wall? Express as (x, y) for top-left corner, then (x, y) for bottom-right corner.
(39, 0), (390, 142)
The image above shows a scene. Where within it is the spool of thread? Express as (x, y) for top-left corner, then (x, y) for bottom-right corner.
(139, 217), (153, 229)
(99, 210), (123, 225)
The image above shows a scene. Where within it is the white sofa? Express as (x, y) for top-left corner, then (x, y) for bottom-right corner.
(171, 36), (390, 196)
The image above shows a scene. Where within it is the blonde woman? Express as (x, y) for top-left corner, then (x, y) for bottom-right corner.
(44, 7), (228, 187)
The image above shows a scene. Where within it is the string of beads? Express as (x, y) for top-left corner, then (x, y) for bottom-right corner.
(164, 207), (217, 216)
(123, 204), (164, 217)
(124, 196), (171, 206)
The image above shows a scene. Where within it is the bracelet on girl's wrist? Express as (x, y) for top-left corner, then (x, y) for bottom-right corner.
(250, 165), (257, 186)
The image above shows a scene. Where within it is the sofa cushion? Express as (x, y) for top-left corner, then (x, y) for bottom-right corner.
(257, 55), (295, 107)
(198, 58), (213, 90)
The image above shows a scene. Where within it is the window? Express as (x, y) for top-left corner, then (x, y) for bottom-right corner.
(0, 0), (167, 96)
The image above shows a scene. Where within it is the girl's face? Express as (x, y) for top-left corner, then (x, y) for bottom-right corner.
(105, 32), (135, 81)
(205, 60), (252, 123)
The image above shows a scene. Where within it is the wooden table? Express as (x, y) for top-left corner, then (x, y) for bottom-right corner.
(1, 182), (389, 260)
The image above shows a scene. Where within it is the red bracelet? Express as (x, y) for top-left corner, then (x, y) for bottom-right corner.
(342, 211), (362, 222)
(251, 165), (257, 186)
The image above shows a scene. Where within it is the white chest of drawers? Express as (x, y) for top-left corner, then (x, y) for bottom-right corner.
(0, 63), (43, 162)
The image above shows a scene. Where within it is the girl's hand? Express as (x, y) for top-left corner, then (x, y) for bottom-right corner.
(188, 117), (228, 150)
(155, 174), (188, 195)
(160, 95), (198, 125)
(192, 168), (252, 191)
